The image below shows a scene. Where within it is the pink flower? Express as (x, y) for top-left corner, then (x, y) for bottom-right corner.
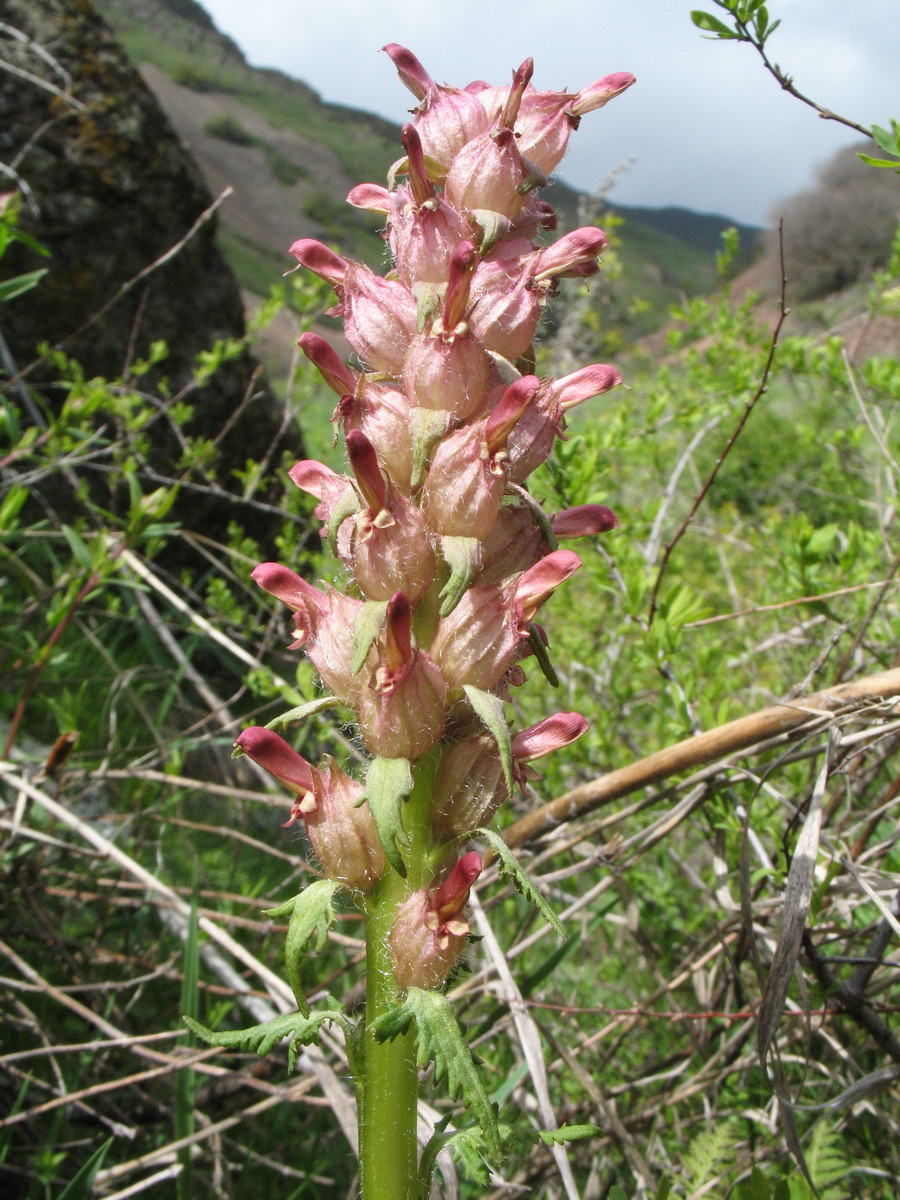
(235, 728), (385, 892)
(356, 593), (447, 759)
(389, 851), (482, 988)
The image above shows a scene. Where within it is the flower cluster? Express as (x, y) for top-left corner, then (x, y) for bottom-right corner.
(238, 47), (632, 990)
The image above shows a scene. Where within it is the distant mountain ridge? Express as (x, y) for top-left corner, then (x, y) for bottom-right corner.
(94, 0), (762, 339)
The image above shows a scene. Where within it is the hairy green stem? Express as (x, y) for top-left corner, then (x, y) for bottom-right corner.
(359, 758), (438, 1200)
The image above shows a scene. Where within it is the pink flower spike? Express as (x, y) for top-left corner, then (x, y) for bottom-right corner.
(571, 71), (636, 117)
(235, 727), (317, 804)
(347, 183), (393, 214)
(512, 712), (589, 764)
(554, 364), (622, 410)
(297, 333), (358, 396)
(515, 549), (582, 623)
(552, 504), (619, 537)
(382, 43), (435, 101)
(288, 239), (348, 286)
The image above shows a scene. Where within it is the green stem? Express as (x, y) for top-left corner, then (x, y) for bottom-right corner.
(359, 756), (437, 1200)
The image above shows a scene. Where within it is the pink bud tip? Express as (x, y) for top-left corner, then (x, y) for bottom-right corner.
(554, 364), (622, 410)
(346, 429), (387, 512)
(552, 504), (618, 537)
(346, 183), (393, 214)
(297, 333), (357, 395)
(251, 562), (321, 611)
(288, 239), (348, 285)
(431, 850), (483, 917)
(512, 712), (589, 763)
(382, 44), (435, 100)
(385, 591), (414, 670)
(485, 375), (541, 455)
(516, 549), (582, 620)
(572, 72), (636, 117)
(235, 727), (316, 795)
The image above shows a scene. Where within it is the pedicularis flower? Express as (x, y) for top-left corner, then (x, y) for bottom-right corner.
(240, 47), (633, 990)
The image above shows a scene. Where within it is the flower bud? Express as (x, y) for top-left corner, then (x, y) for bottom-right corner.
(235, 729), (385, 891)
(429, 581), (519, 690)
(389, 851), (482, 989)
(297, 332), (358, 396)
(432, 735), (507, 839)
(552, 504), (618, 538)
(342, 263), (418, 376)
(511, 711), (588, 786)
(345, 431), (436, 602)
(357, 593), (447, 759)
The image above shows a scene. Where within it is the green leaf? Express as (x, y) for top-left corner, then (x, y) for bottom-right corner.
(403, 988), (502, 1161)
(526, 624), (560, 687)
(364, 756), (413, 876)
(870, 122), (900, 155)
(352, 600), (388, 673)
(54, 1139), (114, 1200)
(738, 1165), (772, 1200)
(184, 1009), (341, 1073)
(0, 268), (48, 303)
(478, 828), (566, 937)
(690, 10), (742, 37)
(60, 524), (94, 571)
(463, 685), (513, 792)
(608, 1188), (629, 1200)
(858, 153), (900, 170)
(326, 487), (360, 554)
(265, 879), (343, 1012)
(654, 1179), (672, 1200)
(439, 537), (481, 616)
(538, 1124), (600, 1145)
(250, 695), (338, 740)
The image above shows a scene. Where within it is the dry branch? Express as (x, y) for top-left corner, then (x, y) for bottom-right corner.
(503, 667), (900, 852)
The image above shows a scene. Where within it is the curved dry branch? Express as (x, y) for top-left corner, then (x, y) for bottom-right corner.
(503, 667), (900, 853)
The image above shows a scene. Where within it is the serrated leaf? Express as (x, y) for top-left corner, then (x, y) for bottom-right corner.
(370, 1002), (415, 1041)
(478, 827), (565, 936)
(184, 1009), (338, 1069)
(538, 1124), (600, 1145)
(351, 600), (388, 673)
(463, 685), (513, 792)
(365, 756), (413, 876)
(439, 537), (481, 616)
(690, 10), (741, 37)
(403, 988), (501, 1161)
(267, 879), (342, 1012)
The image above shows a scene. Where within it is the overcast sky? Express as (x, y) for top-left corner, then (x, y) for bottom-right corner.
(199, 0), (898, 226)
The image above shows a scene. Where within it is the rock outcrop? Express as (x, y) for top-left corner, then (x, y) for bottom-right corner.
(0, 0), (302, 552)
